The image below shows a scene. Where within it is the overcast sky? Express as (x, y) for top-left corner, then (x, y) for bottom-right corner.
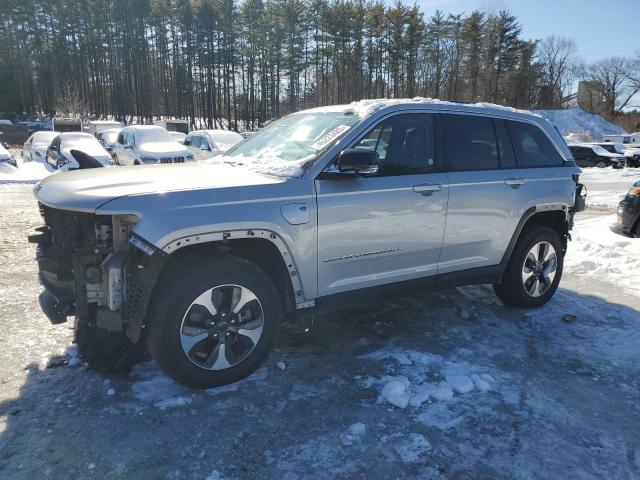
(414, 0), (639, 63)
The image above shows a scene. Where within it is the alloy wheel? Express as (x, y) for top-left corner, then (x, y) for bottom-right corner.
(521, 241), (557, 297)
(179, 284), (264, 370)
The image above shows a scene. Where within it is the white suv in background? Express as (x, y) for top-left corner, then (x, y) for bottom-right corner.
(112, 125), (194, 166)
(184, 129), (244, 160)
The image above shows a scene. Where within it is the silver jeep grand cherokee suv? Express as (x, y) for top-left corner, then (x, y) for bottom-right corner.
(30, 99), (583, 388)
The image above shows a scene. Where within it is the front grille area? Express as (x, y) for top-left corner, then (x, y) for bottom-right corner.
(160, 157), (184, 164)
(38, 203), (97, 250)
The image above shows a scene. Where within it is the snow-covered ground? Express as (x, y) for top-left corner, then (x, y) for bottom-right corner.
(0, 149), (54, 183)
(0, 167), (639, 479)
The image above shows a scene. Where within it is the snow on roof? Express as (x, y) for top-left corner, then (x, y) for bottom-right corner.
(301, 97), (540, 119)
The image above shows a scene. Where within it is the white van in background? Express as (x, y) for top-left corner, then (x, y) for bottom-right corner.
(153, 119), (189, 134)
(88, 120), (122, 137)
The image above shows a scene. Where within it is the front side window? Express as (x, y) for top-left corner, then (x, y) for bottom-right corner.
(443, 114), (499, 171)
(190, 136), (202, 148)
(352, 114), (435, 176)
(507, 121), (563, 167)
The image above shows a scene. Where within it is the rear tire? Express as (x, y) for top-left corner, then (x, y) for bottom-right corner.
(493, 226), (564, 308)
(149, 254), (282, 389)
(74, 319), (142, 374)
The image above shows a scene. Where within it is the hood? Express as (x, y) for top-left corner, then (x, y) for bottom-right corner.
(34, 161), (284, 212)
(596, 150), (624, 159)
(139, 142), (190, 156)
(61, 147), (112, 167)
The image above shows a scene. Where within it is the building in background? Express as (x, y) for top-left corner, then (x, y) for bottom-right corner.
(577, 81), (609, 117)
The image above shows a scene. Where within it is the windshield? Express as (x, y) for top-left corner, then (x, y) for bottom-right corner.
(591, 145), (609, 155)
(102, 130), (119, 143)
(60, 133), (93, 146)
(137, 127), (175, 144)
(61, 135), (106, 156)
(32, 132), (58, 147)
(225, 111), (360, 176)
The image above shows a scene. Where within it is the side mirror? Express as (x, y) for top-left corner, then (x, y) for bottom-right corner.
(200, 144), (209, 151)
(337, 149), (379, 175)
(124, 144), (132, 149)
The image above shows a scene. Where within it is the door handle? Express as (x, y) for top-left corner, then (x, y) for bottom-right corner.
(505, 178), (526, 188)
(413, 183), (442, 195)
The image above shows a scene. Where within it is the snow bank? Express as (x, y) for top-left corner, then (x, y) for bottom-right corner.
(0, 161), (54, 183)
(566, 214), (640, 296)
(533, 108), (626, 141)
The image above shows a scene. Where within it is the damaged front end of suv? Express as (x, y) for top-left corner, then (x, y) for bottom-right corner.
(29, 202), (168, 372)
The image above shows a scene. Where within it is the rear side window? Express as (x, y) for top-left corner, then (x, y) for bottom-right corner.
(443, 114), (499, 171)
(507, 121), (563, 167)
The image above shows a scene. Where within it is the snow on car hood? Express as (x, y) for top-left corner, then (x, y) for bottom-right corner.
(34, 161), (284, 212)
(61, 147), (111, 167)
(139, 142), (190, 156)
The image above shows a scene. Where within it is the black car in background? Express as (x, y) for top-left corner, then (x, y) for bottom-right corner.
(618, 181), (640, 237)
(568, 144), (626, 168)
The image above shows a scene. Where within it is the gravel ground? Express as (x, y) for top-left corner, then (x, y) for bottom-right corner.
(1, 170), (639, 480)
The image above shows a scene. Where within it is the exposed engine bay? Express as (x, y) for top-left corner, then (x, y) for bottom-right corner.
(30, 204), (167, 342)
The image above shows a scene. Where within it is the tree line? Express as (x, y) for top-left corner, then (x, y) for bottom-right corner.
(1, 0), (638, 130)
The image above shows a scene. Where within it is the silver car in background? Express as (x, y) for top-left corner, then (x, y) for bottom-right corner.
(96, 128), (121, 155)
(184, 129), (244, 160)
(22, 131), (58, 162)
(46, 132), (112, 170)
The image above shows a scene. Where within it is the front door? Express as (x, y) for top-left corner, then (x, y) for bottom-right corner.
(315, 113), (448, 297)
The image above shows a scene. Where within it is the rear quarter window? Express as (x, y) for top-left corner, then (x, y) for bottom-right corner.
(507, 121), (564, 167)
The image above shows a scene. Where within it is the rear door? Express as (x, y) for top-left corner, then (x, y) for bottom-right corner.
(440, 115), (568, 272)
(439, 113), (516, 272)
(316, 112), (448, 296)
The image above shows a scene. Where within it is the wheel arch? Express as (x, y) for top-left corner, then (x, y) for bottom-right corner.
(151, 233), (301, 318)
(502, 207), (570, 265)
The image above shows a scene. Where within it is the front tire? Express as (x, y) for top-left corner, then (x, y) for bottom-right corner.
(493, 226), (564, 308)
(149, 255), (282, 389)
(596, 160), (607, 168)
